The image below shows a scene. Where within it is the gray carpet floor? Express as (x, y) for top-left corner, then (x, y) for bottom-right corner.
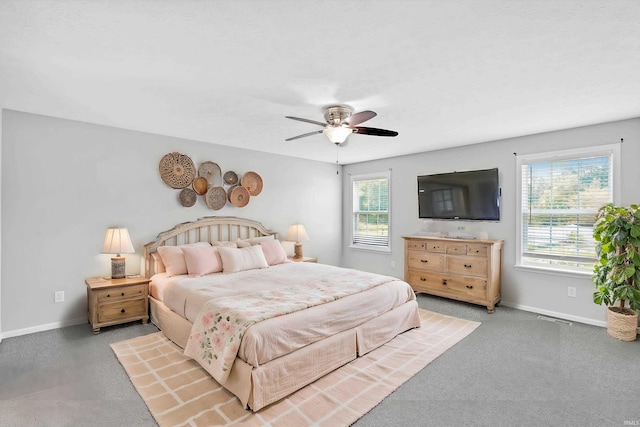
(1, 294), (639, 427)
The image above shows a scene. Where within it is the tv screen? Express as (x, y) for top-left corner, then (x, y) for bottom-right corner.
(418, 168), (500, 221)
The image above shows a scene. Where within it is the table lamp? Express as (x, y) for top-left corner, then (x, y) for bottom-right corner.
(286, 224), (309, 260)
(102, 227), (135, 279)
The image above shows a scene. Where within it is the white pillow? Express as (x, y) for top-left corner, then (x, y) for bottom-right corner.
(260, 239), (289, 266)
(279, 240), (295, 258)
(218, 245), (269, 274)
(156, 242), (211, 277)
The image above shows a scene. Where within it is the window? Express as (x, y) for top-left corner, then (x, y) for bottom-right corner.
(516, 144), (619, 273)
(351, 171), (390, 251)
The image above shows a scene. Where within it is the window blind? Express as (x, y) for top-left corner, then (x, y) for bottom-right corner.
(520, 153), (613, 269)
(352, 174), (390, 248)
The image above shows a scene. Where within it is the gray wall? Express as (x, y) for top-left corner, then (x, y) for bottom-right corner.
(1, 110), (342, 335)
(342, 118), (640, 326)
(2, 110), (639, 336)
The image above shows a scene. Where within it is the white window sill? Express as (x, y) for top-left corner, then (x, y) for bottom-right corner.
(514, 264), (592, 279)
(349, 244), (391, 253)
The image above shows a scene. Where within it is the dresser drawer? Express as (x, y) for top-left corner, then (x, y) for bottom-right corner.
(425, 241), (446, 253)
(446, 243), (466, 255)
(408, 251), (445, 271)
(467, 244), (488, 257)
(407, 270), (486, 299)
(406, 240), (425, 250)
(98, 298), (147, 322)
(447, 256), (488, 277)
(97, 284), (146, 302)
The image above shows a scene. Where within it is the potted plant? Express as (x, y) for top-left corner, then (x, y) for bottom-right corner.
(592, 204), (640, 341)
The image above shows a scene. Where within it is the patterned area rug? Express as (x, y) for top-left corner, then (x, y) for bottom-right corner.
(111, 309), (480, 426)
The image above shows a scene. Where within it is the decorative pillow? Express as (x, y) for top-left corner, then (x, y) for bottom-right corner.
(218, 245), (269, 274)
(235, 235), (275, 248)
(182, 246), (223, 276)
(151, 252), (166, 273)
(211, 241), (239, 248)
(279, 240), (295, 258)
(260, 239), (288, 266)
(157, 242), (211, 277)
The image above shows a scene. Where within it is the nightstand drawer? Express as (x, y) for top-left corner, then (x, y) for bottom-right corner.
(98, 298), (147, 322)
(97, 284), (146, 302)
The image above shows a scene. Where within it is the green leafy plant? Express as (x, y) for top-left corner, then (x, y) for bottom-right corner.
(592, 204), (640, 312)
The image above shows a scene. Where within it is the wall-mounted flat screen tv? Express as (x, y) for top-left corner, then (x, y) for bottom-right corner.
(417, 168), (500, 221)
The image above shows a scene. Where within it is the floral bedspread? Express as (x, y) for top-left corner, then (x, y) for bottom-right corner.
(183, 268), (394, 383)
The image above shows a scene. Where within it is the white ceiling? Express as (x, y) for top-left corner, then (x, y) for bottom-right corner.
(1, 0), (639, 164)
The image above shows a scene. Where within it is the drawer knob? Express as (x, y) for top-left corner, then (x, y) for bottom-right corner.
(466, 285), (473, 289)
(121, 292), (125, 296)
(120, 308), (126, 313)
(420, 259), (428, 263)
(106, 294), (110, 298)
(442, 280), (448, 285)
(464, 264), (472, 268)
(420, 277), (427, 281)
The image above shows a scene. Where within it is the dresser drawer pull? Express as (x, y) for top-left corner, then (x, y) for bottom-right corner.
(420, 277), (427, 281)
(466, 285), (473, 289)
(442, 280), (448, 285)
(120, 308), (126, 313)
(464, 264), (472, 268)
(106, 294), (110, 298)
(121, 292), (125, 296)
(420, 259), (429, 263)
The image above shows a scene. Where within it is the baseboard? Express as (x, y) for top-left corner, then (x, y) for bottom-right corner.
(500, 301), (608, 328)
(0, 317), (87, 340)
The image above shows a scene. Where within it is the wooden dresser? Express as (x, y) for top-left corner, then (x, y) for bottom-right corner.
(402, 236), (503, 313)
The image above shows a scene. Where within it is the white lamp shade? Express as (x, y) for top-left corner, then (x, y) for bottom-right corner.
(102, 227), (135, 255)
(323, 126), (353, 144)
(286, 224), (309, 242)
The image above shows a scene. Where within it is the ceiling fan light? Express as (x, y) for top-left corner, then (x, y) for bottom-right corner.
(323, 126), (353, 144)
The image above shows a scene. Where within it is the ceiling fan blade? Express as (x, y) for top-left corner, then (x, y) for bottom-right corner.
(285, 130), (324, 141)
(352, 126), (398, 137)
(345, 110), (377, 126)
(285, 116), (327, 127)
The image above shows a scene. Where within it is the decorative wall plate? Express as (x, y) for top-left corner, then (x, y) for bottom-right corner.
(193, 176), (208, 195)
(159, 152), (196, 189)
(179, 188), (197, 207)
(227, 185), (250, 207)
(241, 171), (263, 196)
(198, 161), (222, 187)
(223, 171), (239, 185)
(206, 186), (227, 210)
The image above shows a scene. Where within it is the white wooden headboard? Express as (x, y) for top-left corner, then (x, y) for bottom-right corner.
(143, 216), (276, 278)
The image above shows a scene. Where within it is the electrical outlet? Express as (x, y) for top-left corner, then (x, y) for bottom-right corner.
(390, 260), (396, 269)
(567, 287), (576, 298)
(55, 291), (64, 303)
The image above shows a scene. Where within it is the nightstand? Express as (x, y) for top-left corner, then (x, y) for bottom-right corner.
(288, 256), (318, 263)
(85, 276), (150, 334)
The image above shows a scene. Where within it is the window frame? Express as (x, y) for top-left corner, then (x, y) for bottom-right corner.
(349, 171), (391, 253)
(515, 143), (620, 276)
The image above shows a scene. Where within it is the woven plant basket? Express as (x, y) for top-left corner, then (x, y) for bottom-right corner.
(606, 306), (638, 341)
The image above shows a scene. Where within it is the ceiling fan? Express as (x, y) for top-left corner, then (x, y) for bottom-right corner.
(285, 105), (398, 145)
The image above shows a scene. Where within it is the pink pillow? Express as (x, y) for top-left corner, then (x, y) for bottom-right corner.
(260, 239), (288, 266)
(156, 242), (211, 277)
(182, 246), (223, 276)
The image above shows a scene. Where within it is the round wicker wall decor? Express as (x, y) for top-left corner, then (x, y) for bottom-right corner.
(159, 152), (196, 189)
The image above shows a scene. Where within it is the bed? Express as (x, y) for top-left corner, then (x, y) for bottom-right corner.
(143, 216), (420, 411)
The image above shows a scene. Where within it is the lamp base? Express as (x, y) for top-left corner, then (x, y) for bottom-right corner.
(292, 242), (303, 260)
(111, 256), (126, 279)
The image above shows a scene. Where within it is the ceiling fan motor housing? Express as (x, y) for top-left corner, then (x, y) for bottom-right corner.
(323, 105), (352, 126)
